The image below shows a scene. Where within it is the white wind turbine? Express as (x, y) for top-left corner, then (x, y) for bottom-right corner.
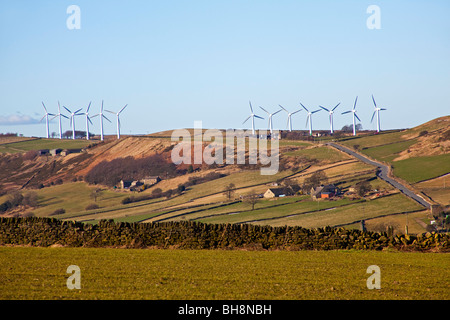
(40, 102), (55, 139)
(50, 101), (69, 139)
(242, 101), (264, 135)
(83, 102), (94, 140)
(63, 106), (83, 140)
(300, 103), (321, 136)
(341, 96), (361, 136)
(279, 105), (301, 132)
(319, 102), (340, 134)
(105, 104), (128, 139)
(370, 95), (387, 133)
(91, 100), (111, 141)
(259, 106), (282, 133)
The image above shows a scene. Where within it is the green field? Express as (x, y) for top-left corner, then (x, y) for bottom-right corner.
(0, 247), (448, 300)
(392, 154), (450, 184)
(0, 138), (93, 153)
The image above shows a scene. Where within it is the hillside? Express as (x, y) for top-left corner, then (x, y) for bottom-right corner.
(1, 117), (449, 234)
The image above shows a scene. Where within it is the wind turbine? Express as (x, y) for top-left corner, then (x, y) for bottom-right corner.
(319, 102), (340, 134)
(91, 100), (111, 141)
(63, 106), (83, 140)
(259, 106), (282, 133)
(105, 104), (128, 139)
(50, 101), (69, 139)
(341, 96), (361, 136)
(242, 101), (264, 135)
(370, 95), (387, 133)
(40, 102), (55, 139)
(279, 105), (301, 132)
(83, 102), (94, 140)
(300, 103), (321, 136)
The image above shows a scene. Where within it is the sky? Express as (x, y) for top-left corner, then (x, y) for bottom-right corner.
(0, 0), (449, 138)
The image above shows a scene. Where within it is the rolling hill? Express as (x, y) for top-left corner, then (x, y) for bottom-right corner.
(1, 116), (449, 235)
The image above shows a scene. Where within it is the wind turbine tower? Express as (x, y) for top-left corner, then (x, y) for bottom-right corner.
(63, 106), (83, 140)
(50, 101), (68, 139)
(106, 104), (128, 139)
(242, 101), (264, 135)
(259, 106), (282, 133)
(370, 95), (387, 133)
(319, 102), (340, 134)
(40, 102), (55, 139)
(92, 100), (111, 141)
(300, 103), (321, 136)
(279, 105), (301, 132)
(341, 96), (361, 136)
(83, 102), (94, 140)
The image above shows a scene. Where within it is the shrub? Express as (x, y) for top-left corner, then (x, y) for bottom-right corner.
(85, 203), (99, 211)
(50, 208), (65, 216)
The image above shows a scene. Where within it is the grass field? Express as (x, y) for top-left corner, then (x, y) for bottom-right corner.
(0, 247), (448, 300)
(0, 138), (93, 153)
(392, 154), (450, 184)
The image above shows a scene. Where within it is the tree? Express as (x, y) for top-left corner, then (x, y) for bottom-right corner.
(223, 183), (236, 201)
(355, 180), (371, 197)
(90, 188), (103, 202)
(302, 170), (328, 193)
(243, 191), (259, 210)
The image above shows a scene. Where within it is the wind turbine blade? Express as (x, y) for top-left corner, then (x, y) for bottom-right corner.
(254, 115), (264, 120)
(40, 115), (46, 122)
(305, 115), (310, 128)
(332, 102), (341, 111)
(74, 108), (83, 114)
(259, 106), (269, 114)
(87, 101), (91, 113)
(42, 102), (48, 112)
(103, 115), (112, 123)
(63, 106), (72, 114)
(242, 116), (251, 124)
(341, 110), (352, 115)
(273, 109), (282, 115)
(319, 105), (329, 112)
(380, 108), (387, 111)
(353, 96), (358, 110)
(371, 111), (376, 123)
(88, 116), (93, 125)
(91, 114), (99, 118)
(105, 110), (115, 114)
(372, 95), (377, 107)
(300, 103), (309, 112)
(354, 113), (361, 122)
(118, 104), (128, 114)
(249, 101), (253, 113)
(61, 114), (69, 119)
(279, 105), (289, 113)
(101, 100), (104, 112)
(292, 109), (301, 115)
(311, 109), (321, 114)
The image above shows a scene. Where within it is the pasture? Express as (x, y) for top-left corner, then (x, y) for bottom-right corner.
(0, 247), (448, 300)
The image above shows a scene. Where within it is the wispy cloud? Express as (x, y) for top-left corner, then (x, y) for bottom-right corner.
(0, 114), (40, 126)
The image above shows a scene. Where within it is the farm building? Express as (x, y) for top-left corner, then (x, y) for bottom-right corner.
(120, 176), (161, 191)
(264, 188), (286, 198)
(38, 149), (49, 156)
(50, 148), (62, 156)
(311, 184), (340, 200)
(60, 148), (83, 156)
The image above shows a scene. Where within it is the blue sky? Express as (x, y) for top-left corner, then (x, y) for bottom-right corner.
(1, 0), (449, 137)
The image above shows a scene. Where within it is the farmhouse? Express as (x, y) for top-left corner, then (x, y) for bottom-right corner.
(264, 188), (286, 198)
(120, 176), (161, 191)
(50, 148), (62, 156)
(311, 184), (340, 200)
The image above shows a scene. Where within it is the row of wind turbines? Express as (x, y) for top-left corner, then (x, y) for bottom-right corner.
(243, 95), (387, 136)
(40, 101), (128, 141)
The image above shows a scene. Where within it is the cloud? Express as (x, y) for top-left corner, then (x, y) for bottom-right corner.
(0, 114), (40, 126)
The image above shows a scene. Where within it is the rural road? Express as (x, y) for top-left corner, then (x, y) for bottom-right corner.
(327, 142), (431, 209)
